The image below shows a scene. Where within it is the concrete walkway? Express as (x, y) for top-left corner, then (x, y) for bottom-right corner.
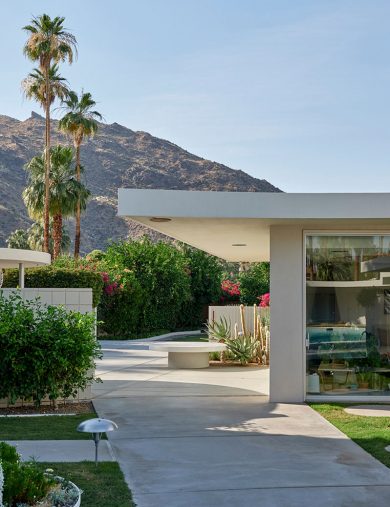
(6, 440), (115, 462)
(93, 341), (390, 507)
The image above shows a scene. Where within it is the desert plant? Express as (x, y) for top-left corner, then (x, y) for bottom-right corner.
(206, 316), (231, 342)
(224, 335), (259, 365)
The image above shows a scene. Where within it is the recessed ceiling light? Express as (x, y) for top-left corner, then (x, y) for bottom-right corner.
(232, 243), (247, 247)
(150, 217), (172, 223)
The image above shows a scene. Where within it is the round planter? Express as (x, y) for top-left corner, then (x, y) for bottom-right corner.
(70, 480), (81, 507)
(42, 477), (81, 507)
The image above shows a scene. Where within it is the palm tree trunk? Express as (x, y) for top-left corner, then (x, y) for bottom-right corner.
(52, 213), (62, 260)
(43, 65), (51, 254)
(74, 143), (81, 259)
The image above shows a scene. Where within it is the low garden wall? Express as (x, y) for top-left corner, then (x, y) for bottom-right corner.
(0, 287), (93, 314)
(208, 305), (270, 337)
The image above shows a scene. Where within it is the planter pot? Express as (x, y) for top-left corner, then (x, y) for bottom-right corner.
(40, 477), (81, 507)
(358, 382), (369, 389)
(70, 480), (81, 507)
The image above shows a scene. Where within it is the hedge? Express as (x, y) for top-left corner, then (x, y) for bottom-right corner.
(239, 262), (270, 305)
(2, 266), (104, 307)
(0, 293), (101, 406)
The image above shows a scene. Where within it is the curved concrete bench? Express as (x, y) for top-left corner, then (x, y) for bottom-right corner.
(149, 341), (227, 369)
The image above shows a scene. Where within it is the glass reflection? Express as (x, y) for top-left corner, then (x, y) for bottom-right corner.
(306, 235), (390, 396)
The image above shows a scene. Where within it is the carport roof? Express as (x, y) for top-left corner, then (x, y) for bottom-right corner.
(118, 189), (390, 261)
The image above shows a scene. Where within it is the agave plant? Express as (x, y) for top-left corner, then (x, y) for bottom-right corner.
(205, 316), (231, 342)
(224, 335), (259, 365)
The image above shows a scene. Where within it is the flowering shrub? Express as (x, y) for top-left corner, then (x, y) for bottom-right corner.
(220, 279), (241, 303)
(101, 272), (121, 296)
(258, 292), (270, 307)
(239, 262), (270, 305)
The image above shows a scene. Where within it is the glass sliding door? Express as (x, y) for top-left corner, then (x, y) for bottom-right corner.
(305, 234), (390, 397)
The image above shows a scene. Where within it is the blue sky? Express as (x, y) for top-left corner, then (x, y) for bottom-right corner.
(1, 1), (390, 192)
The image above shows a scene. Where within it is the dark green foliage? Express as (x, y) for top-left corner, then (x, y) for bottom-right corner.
(0, 293), (101, 406)
(104, 239), (191, 333)
(98, 269), (143, 337)
(239, 262), (270, 305)
(2, 266), (103, 307)
(0, 441), (53, 506)
(178, 245), (223, 328)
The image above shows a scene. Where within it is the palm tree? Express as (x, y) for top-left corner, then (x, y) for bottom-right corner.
(28, 221), (71, 254)
(23, 146), (89, 259)
(6, 229), (31, 250)
(23, 14), (77, 253)
(59, 91), (102, 258)
(22, 64), (70, 109)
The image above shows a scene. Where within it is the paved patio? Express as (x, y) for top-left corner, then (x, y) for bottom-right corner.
(93, 341), (390, 507)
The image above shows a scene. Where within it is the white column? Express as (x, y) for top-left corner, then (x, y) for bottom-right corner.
(18, 263), (25, 289)
(269, 225), (305, 402)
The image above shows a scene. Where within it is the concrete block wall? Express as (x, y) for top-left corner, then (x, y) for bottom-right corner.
(0, 288), (93, 314)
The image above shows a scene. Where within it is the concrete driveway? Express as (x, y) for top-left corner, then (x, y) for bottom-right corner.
(93, 341), (390, 507)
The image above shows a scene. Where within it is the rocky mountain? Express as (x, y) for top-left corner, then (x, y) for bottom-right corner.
(0, 112), (281, 253)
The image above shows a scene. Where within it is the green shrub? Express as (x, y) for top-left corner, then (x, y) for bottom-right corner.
(239, 262), (270, 305)
(2, 266), (103, 307)
(0, 293), (101, 406)
(98, 269), (143, 337)
(104, 239), (191, 332)
(0, 442), (53, 506)
(178, 245), (223, 328)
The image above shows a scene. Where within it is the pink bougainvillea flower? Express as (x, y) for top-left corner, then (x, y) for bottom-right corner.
(258, 292), (270, 307)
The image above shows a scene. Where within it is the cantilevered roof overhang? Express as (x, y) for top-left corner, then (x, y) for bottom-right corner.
(118, 189), (390, 262)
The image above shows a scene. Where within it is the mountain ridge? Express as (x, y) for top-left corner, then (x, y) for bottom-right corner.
(0, 112), (281, 253)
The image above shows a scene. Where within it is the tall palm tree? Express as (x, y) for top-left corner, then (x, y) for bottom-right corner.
(59, 91), (102, 258)
(23, 14), (77, 253)
(23, 146), (89, 259)
(22, 64), (70, 110)
(28, 221), (71, 254)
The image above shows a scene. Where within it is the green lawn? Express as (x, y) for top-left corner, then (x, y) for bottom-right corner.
(39, 462), (135, 507)
(0, 413), (101, 440)
(311, 403), (390, 467)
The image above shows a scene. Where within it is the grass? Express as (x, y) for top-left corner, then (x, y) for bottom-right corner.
(39, 462), (135, 507)
(0, 413), (102, 440)
(310, 403), (390, 468)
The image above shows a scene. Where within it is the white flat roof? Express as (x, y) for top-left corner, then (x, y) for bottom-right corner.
(118, 189), (390, 261)
(0, 248), (51, 268)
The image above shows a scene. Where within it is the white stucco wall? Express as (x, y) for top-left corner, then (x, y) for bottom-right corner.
(269, 225), (304, 402)
(0, 288), (93, 314)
